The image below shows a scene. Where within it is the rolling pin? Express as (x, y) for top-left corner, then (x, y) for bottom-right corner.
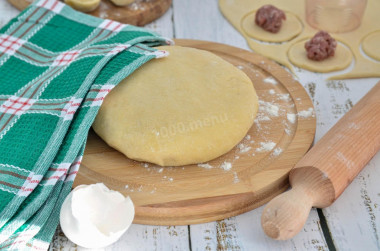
(261, 81), (380, 240)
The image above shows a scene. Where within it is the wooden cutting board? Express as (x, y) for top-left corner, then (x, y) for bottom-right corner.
(74, 39), (316, 225)
(7, 0), (172, 26)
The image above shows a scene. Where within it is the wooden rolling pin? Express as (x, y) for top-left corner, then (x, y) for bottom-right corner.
(261, 81), (380, 240)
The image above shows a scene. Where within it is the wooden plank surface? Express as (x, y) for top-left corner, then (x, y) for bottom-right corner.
(1, 0), (380, 250)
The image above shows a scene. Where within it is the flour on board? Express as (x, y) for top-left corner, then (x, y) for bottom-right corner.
(277, 93), (290, 101)
(259, 100), (279, 117)
(272, 147), (283, 156)
(287, 113), (296, 123)
(263, 77), (278, 85)
(238, 143), (251, 153)
(198, 163), (213, 169)
(256, 141), (276, 152)
(220, 161), (232, 171)
(298, 108), (314, 118)
(233, 172), (240, 183)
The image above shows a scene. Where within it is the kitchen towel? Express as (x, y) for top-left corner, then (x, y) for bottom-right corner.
(0, 1), (171, 249)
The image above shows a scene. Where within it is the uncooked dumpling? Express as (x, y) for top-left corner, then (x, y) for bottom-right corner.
(288, 40), (353, 73)
(92, 46), (258, 166)
(241, 11), (302, 43)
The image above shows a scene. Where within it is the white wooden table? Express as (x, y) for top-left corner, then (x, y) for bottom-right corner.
(1, 1), (379, 250)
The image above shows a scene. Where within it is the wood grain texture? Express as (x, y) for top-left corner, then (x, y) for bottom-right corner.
(74, 39), (316, 225)
(261, 82), (380, 240)
(2, 0), (380, 249)
(7, 0), (172, 26)
(190, 207), (328, 250)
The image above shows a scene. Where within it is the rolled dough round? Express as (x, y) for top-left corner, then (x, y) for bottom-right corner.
(362, 31), (380, 61)
(241, 11), (303, 43)
(93, 46), (258, 166)
(288, 40), (353, 73)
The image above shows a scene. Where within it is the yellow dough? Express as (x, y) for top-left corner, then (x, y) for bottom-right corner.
(64, 0), (100, 12)
(93, 46), (258, 166)
(288, 40), (353, 73)
(219, 0), (380, 79)
(362, 31), (380, 61)
(241, 11), (303, 43)
(110, 0), (134, 6)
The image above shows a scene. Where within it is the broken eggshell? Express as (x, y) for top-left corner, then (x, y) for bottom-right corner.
(60, 183), (134, 249)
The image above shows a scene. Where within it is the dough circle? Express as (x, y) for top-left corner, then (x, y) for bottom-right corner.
(362, 31), (380, 61)
(241, 11), (303, 43)
(93, 46), (258, 166)
(288, 39), (353, 73)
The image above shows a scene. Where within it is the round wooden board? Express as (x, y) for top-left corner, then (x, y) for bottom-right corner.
(74, 39), (316, 225)
(7, 0), (172, 26)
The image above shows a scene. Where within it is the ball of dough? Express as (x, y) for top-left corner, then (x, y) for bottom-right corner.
(93, 46), (258, 166)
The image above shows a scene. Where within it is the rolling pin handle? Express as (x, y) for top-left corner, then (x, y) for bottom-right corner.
(261, 186), (314, 240)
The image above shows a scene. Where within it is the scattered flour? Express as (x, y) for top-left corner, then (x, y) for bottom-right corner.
(158, 168), (164, 173)
(198, 163), (213, 169)
(298, 108), (314, 118)
(238, 143), (251, 153)
(245, 135), (251, 140)
(233, 172), (240, 183)
(287, 113), (296, 124)
(272, 147), (283, 156)
(220, 161), (232, 171)
(237, 65), (244, 70)
(125, 185), (129, 189)
(255, 113), (271, 121)
(256, 141), (276, 152)
(269, 89), (276, 95)
(234, 155), (240, 160)
(285, 128), (292, 135)
(144, 163), (149, 168)
(259, 100), (279, 117)
(263, 77), (278, 85)
(277, 93), (290, 101)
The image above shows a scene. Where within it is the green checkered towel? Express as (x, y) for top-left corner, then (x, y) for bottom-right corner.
(0, 1), (171, 249)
